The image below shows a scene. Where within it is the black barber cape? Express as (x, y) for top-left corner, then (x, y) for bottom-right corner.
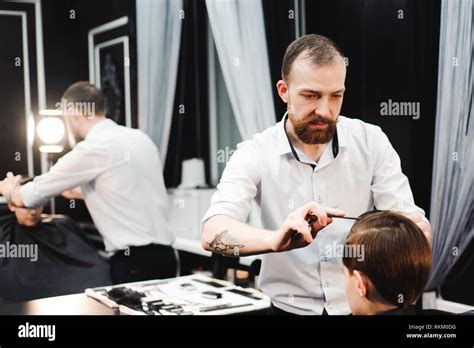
(0, 215), (111, 304)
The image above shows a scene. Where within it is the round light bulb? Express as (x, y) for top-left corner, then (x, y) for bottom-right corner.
(37, 117), (65, 144)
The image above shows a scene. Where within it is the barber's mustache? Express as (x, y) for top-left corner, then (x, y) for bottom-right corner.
(302, 115), (335, 125)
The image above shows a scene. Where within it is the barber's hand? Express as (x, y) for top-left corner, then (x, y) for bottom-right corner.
(271, 202), (346, 252)
(61, 187), (84, 200)
(403, 212), (432, 244)
(0, 172), (22, 201)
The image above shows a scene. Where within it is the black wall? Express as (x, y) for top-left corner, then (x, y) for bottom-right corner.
(0, 2), (41, 177)
(262, 0), (296, 119)
(164, 0), (210, 188)
(0, 13), (29, 177)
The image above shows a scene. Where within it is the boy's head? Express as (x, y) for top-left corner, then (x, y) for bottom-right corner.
(8, 202), (44, 227)
(342, 211), (432, 315)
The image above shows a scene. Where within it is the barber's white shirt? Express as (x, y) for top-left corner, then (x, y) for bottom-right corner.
(202, 115), (425, 315)
(21, 119), (173, 253)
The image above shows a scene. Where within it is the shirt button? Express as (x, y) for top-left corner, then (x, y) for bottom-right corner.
(327, 302), (333, 308)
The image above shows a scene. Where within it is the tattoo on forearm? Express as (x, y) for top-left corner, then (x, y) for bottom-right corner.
(207, 229), (245, 256)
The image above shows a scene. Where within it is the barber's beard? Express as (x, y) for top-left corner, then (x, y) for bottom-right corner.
(289, 112), (337, 144)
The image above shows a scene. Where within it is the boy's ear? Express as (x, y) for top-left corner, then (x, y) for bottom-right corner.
(7, 201), (16, 213)
(353, 270), (368, 297)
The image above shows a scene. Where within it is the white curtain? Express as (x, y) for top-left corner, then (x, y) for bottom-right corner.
(136, 0), (183, 162)
(428, 0), (474, 289)
(206, 0), (276, 140)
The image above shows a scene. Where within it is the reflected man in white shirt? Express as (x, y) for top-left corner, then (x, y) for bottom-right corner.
(201, 34), (431, 315)
(0, 82), (176, 285)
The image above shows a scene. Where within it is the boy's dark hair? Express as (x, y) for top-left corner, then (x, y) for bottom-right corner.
(62, 81), (107, 116)
(342, 211), (432, 308)
(281, 34), (345, 82)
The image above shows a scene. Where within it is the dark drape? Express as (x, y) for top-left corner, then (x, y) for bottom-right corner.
(0, 216), (110, 304)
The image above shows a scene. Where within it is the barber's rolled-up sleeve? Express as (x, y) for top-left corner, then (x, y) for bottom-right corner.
(20, 142), (110, 208)
(370, 127), (425, 216)
(202, 140), (261, 225)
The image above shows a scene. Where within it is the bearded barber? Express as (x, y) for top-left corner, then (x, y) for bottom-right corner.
(0, 81), (176, 284)
(201, 34), (431, 315)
